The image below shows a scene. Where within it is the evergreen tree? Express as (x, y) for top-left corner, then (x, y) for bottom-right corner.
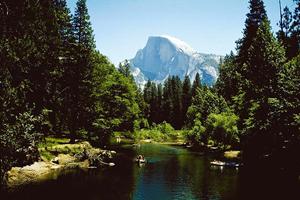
(72, 0), (95, 49)
(191, 73), (201, 98)
(274, 55), (300, 171)
(150, 82), (158, 124)
(0, 0), (50, 185)
(156, 84), (163, 123)
(277, 6), (293, 57)
(188, 87), (228, 126)
(91, 53), (140, 144)
(162, 77), (173, 124)
(143, 80), (152, 120)
(215, 52), (241, 103)
(47, 0), (75, 133)
(118, 60), (132, 79)
(232, 0), (268, 127)
(236, 0), (267, 66)
(181, 76), (192, 126)
(64, 0), (96, 142)
(290, 0), (300, 58)
(171, 76), (183, 129)
(241, 18), (286, 163)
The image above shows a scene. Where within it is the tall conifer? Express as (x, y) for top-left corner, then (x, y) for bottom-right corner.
(181, 76), (192, 126)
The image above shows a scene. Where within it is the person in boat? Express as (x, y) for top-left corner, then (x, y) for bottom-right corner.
(137, 155), (145, 162)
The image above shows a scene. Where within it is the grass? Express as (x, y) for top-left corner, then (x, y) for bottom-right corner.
(38, 137), (70, 148)
(40, 150), (55, 161)
(38, 137), (92, 161)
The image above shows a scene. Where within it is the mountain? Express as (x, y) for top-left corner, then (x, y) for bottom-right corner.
(129, 35), (223, 87)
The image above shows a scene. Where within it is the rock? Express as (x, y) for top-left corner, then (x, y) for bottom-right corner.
(74, 147), (116, 167)
(6, 159), (91, 188)
(57, 154), (77, 165)
(51, 157), (59, 164)
(6, 141), (116, 188)
(6, 162), (62, 188)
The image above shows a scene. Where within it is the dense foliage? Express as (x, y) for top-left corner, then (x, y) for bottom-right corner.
(142, 74), (202, 129)
(0, 0), (141, 185)
(214, 0), (300, 172)
(1, 0), (300, 186)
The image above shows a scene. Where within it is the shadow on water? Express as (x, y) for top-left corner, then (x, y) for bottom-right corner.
(1, 143), (299, 200)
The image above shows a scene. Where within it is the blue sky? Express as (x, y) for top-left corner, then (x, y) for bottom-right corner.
(67, 0), (296, 65)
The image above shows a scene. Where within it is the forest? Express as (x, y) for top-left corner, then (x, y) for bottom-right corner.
(0, 0), (300, 188)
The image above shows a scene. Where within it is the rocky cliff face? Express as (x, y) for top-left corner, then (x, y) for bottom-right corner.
(129, 35), (222, 87)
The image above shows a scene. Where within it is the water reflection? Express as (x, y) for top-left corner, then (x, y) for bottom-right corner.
(130, 144), (239, 200)
(1, 143), (299, 200)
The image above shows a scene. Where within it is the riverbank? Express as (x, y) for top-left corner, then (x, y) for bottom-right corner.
(112, 132), (241, 164)
(5, 138), (116, 188)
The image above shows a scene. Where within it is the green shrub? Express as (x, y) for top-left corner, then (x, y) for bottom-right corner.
(206, 112), (239, 148)
(0, 111), (43, 185)
(187, 115), (206, 145)
(157, 121), (174, 135)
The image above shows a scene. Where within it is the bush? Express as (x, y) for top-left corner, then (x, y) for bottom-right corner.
(156, 121), (174, 135)
(187, 114), (206, 145)
(131, 122), (176, 142)
(206, 112), (239, 148)
(133, 118), (149, 131)
(0, 111), (43, 186)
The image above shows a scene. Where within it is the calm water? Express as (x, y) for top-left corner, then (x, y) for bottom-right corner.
(2, 143), (300, 200)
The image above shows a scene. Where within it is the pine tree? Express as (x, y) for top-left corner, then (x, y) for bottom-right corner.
(277, 6), (293, 58)
(274, 55), (300, 171)
(54, 0), (74, 45)
(157, 84), (163, 123)
(118, 60), (132, 79)
(246, 19), (285, 98)
(47, 0), (75, 133)
(171, 76), (183, 129)
(91, 53), (140, 144)
(232, 0), (268, 127)
(241, 18), (286, 163)
(72, 0), (95, 49)
(162, 77), (173, 124)
(236, 0), (267, 66)
(143, 80), (152, 120)
(191, 73), (201, 98)
(215, 52), (241, 103)
(181, 76), (192, 126)
(64, 0), (96, 142)
(149, 82), (158, 124)
(0, 0), (49, 185)
(290, 0), (300, 58)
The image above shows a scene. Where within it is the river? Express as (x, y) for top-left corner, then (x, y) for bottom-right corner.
(2, 143), (300, 200)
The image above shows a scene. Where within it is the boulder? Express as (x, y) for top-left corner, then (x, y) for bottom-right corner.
(6, 162), (62, 188)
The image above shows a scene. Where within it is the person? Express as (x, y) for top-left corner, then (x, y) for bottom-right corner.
(137, 155), (144, 161)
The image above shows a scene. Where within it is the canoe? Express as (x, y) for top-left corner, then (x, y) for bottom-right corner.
(210, 160), (241, 167)
(135, 159), (146, 163)
(210, 160), (226, 166)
